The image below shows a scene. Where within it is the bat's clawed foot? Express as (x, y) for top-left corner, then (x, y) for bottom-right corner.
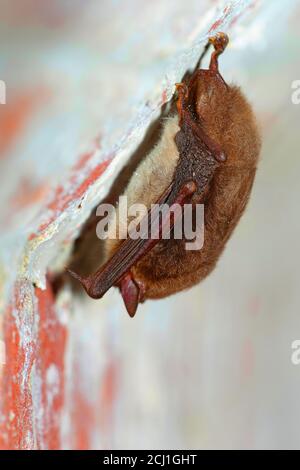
(209, 32), (229, 53)
(208, 32), (229, 72)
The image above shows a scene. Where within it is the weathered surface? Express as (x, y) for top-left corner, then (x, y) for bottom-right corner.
(1, 0), (299, 450)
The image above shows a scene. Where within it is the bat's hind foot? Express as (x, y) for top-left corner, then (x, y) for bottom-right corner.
(209, 32), (229, 72)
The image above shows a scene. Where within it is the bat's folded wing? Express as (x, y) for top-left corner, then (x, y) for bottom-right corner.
(67, 181), (193, 300)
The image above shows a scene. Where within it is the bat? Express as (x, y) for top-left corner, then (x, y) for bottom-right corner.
(68, 32), (261, 317)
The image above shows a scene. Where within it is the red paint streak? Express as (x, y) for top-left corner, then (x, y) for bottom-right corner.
(73, 138), (101, 173)
(0, 88), (49, 158)
(0, 281), (36, 449)
(29, 158), (111, 240)
(0, 279), (67, 450)
(34, 280), (67, 450)
(209, 4), (232, 33)
(73, 150), (94, 173)
(73, 159), (111, 200)
(209, 17), (223, 33)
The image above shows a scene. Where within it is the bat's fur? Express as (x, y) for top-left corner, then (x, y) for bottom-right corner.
(106, 77), (261, 300)
(105, 115), (180, 256)
(68, 33), (261, 314)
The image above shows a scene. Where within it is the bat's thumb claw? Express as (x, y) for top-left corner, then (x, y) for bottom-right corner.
(67, 268), (89, 290)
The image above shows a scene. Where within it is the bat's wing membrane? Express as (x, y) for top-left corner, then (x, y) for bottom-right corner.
(68, 181), (195, 301)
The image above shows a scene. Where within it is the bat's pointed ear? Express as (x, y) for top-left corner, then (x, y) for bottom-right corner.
(119, 273), (140, 318)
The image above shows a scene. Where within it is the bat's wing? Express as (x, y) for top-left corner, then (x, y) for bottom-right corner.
(67, 179), (197, 306)
(68, 125), (221, 316)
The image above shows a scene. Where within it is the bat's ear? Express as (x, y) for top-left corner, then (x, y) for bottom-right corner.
(119, 273), (140, 317)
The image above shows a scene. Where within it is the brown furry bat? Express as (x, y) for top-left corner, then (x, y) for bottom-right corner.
(68, 33), (261, 317)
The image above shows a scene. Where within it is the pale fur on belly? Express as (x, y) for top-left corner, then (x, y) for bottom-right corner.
(104, 115), (180, 258)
